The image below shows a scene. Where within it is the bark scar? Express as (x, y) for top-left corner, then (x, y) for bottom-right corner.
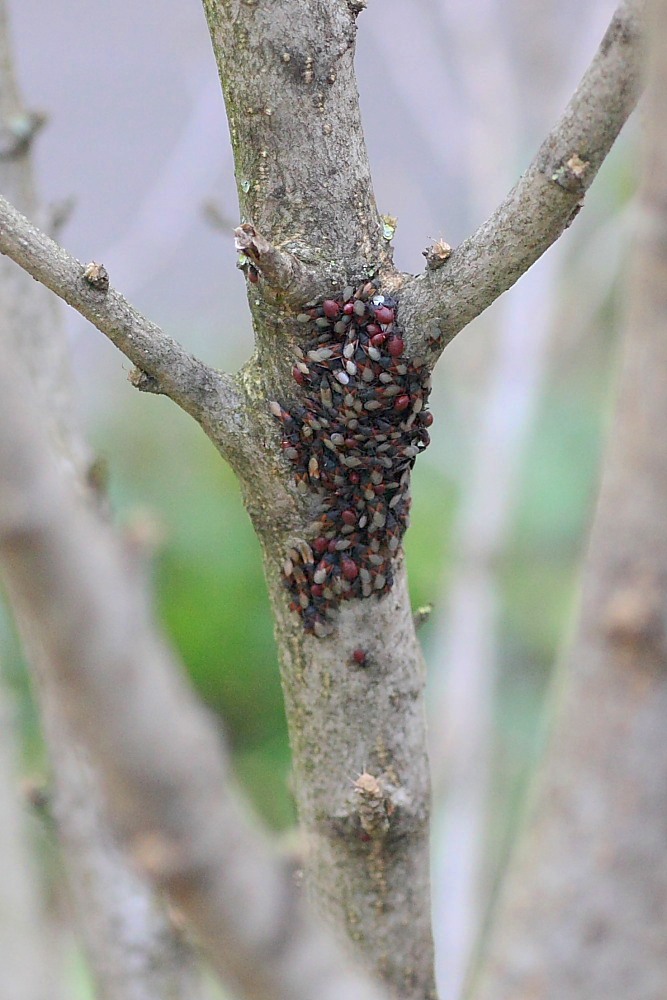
(354, 771), (394, 840)
(551, 153), (590, 194)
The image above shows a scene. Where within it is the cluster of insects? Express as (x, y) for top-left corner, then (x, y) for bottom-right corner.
(271, 280), (433, 637)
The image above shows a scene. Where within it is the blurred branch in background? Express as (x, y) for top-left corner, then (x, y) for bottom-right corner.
(424, 2), (634, 996)
(430, 246), (562, 1000)
(399, 0), (645, 353)
(424, 5), (521, 994)
(93, 74), (234, 301)
(35, 684), (204, 1000)
(471, 0), (667, 992)
(0, 4), (205, 996)
(0, 346), (389, 1000)
(0, 673), (53, 1000)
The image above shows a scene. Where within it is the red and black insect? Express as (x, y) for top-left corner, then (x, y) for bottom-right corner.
(271, 280), (433, 637)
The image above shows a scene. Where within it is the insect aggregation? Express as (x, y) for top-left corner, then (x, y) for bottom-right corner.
(271, 280), (433, 638)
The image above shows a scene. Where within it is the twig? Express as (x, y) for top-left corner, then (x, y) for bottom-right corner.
(203, 197), (236, 233)
(44, 196), (76, 239)
(0, 348), (388, 1000)
(0, 192), (244, 443)
(400, 0), (645, 357)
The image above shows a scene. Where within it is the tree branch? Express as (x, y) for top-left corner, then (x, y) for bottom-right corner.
(0, 347), (388, 1000)
(202, 8), (439, 995)
(400, 0), (645, 357)
(0, 192), (246, 453)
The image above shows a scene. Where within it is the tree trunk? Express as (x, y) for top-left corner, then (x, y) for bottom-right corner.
(201, 5), (436, 995)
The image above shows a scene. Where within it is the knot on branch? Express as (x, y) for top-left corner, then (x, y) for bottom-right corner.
(354, 772), (395, 840)
(131, 830), (185, 887)
(129, 367), (161, 394)
(234, 222), (321, 305)
(82, 260), (110, 292)
(551, 153), (590, 194)
(22, 777), (52, 822)
(413, 603), (433, 630)
(422, 239), (452, 271)
(605, 574), (666, 662)
(381, 215), (397, 242)
(235, 221), (271, 263)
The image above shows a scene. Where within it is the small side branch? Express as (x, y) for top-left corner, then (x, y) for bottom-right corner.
(234, 223), (323, 306)
(0, 193), (245, 440)
(400, 0), (645, 356)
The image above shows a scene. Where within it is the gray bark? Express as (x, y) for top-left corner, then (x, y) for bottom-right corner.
(469, 3), (667, 997)
(201, 6), (436, 994)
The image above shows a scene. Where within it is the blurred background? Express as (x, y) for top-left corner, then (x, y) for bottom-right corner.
(0, 1), (637, 997)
